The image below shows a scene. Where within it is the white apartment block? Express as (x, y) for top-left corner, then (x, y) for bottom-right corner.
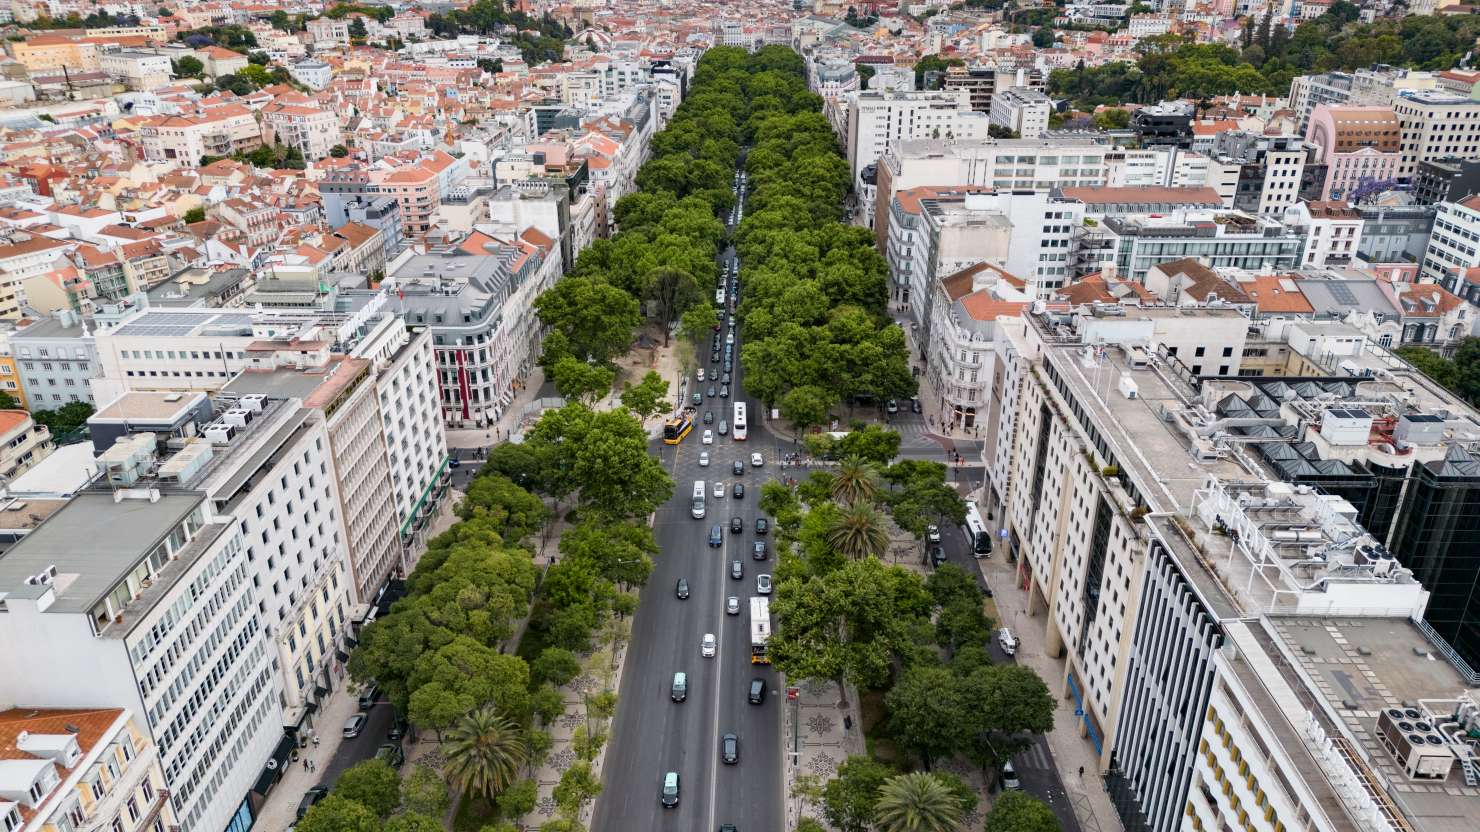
(1419, 195), (1480, 283)
(0, 489), (281, 832)
(261, 102), (340, 161)
(1391, 89), (1480, 179)
(98, 50), (172, 91)
(1283, 200), (1365, 269)
(924, 264), (1031, 430)
(136, 105), (262, 168)
(845, 90), (991, 189)
(988, 87), (1051, 140)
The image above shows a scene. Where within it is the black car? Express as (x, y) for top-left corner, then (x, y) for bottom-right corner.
(911, 398), (923, 414)
(721, 733), (739, 764)
(676, 578), (690, 599)
(732, 460), (743, 476)
(387, 718), (409, 742)
(731, 560), (743, 580)
(730, 516), (743, 534)
(755, 517), (768, 535)
(709, 526), (723, 547)
(297, 786), (330, 820)
(703, 410), (714, 425)
(752, 540), (767, 560)
(928, 545), (947, 568)
(733, 482), (745, 499)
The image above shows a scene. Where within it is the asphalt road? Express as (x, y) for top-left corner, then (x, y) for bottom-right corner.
(595, 176), (785, 832)
(318, 699), (395, 787)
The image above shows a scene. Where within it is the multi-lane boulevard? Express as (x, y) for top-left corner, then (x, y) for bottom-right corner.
(595, 171), (785, 832)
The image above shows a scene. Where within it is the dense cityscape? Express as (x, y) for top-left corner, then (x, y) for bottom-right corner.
(0, 2), (1477, 832)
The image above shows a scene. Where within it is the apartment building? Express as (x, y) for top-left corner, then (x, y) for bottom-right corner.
(0, 328), (27, 409)
(0, 409), (51, 479)
(261, 101), (340, 161)
(0, 707), (177, 832)
(98, 51), (172, 92)
(1288, 66), (1436, 134)
(306, 17), (349, 50)
(1391, 89), (1480, 179)
(319, 152), (469, 243)
(1212, 131), (1318, 218)
(924, 264), (1030, 430)
(845, 90), (991, 191)
(6, 35), (101, 74)
(9, 310), (100, 408)
(1283, 200), (1365, 269)
(1304, 104), (1402, 201)
(0, 235), (72, 320)
(1357, 202), (1436, 263)
(0, 486), (281, 832)
(1419, 195), (1480, 283)
(135, 105), (263, 168)
(940, 65), (1044, 115)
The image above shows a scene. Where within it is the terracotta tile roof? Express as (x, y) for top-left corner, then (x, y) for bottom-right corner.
(1241, 275), (1313, 314)
(0, 707), (126, 826)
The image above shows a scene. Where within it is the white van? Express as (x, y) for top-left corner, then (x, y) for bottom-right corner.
(998, 628), (1018, 657)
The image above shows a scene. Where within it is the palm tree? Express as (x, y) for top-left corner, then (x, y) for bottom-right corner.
(873, 772), (963, 832)
(831, 457), (880, 505)
(443, 705), (528, 801)
(826, 502), (890, 561)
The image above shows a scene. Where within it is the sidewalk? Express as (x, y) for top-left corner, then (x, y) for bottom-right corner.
(977, 555), (1122, 832)
(252, 678), (369, 831)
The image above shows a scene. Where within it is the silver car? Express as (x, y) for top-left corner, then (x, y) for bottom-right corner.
(343, 712), (369, 738)
(726, 596), (740, 615)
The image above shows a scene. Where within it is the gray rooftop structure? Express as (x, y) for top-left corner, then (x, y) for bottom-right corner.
(0, 490), (205, 615)
(1295, 278), (1403, 320)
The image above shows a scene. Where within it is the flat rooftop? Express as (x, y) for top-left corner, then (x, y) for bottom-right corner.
(0, 491), (205, 614)
(92, 391), (204, 422)
(1043, 333), (1247, 512)
(1264, 616), (1480, 832)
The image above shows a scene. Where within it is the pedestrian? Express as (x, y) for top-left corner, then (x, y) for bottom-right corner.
(312, 735), (320, 747)
(1078, 765), (1085, 778)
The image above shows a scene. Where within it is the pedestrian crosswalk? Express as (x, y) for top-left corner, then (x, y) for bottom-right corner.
(1015, 738), (1053, 770)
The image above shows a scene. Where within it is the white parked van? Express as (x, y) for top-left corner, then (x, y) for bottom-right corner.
(998, 628), (1018, 656)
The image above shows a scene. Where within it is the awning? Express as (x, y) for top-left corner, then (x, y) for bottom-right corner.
(335, 650), (350, 663)
(315, 684), (330, 697)
(304, 700), (318, 715)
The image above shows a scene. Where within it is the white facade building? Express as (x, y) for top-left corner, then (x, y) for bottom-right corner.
(845, 90), (991, 190)
(988, 87), (1051, 140)
(1420, 195), (1480, 283)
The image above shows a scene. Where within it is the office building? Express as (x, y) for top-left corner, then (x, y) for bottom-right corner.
(1132, 102), (1193, 149)
(1391, 89), (1480, 179)
(1419, 195), (1480, 283)
(1081, 210), (1305, 283)
(1413, 156), (1480, 205)
(986, 306), (1480, 832)
(0, 484), (280, 832)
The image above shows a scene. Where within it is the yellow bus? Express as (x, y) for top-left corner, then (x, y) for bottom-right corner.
(663, 412), (694, 445)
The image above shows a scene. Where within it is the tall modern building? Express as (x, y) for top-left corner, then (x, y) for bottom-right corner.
(984, 304), (1480, 832)
(844, 89), (991, 191)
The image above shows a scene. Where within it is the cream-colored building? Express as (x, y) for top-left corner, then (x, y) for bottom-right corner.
(0, 707), (176, 832)
(6, 35), (101, 74)
(135, 104), (262, 167)
(0, 408), (50, 478)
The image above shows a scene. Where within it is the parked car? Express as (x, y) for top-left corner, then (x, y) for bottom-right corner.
(357, 682), (379, 710)
(342, 712), (369, 738)
(998, 628), (1018, 657)
(297, 786), (330, 820)
(886, 399), (899, 414)
(387, 718), (409, 742)
(375, 742), (405, 769)
(927, 524), (941, 543)
(1002, 761), (1021, 790)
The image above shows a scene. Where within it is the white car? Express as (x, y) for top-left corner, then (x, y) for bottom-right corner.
(725, 332), (735, 345)
(702, 430), (714, 445)
(756, 574), (772, 594)
(750, 452), (764, 468)
(697, 368), (706, 382)
(699, 451), (710, 467)
(701, 633), (717, 658)
(714, 482), (725, 498)
(726, 596), (740, 615)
